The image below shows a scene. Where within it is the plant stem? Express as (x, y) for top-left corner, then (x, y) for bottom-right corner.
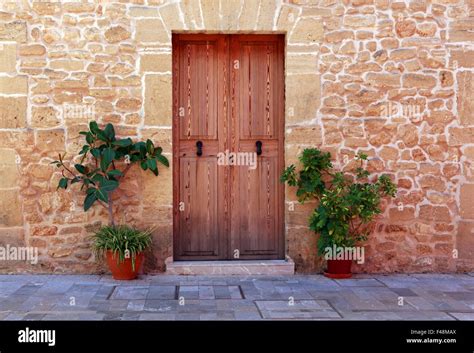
(119, 164), (132, 179)
(108, 192), (115, 226)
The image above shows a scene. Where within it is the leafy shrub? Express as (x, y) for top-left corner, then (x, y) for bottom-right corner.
(281, 148), (397, 255)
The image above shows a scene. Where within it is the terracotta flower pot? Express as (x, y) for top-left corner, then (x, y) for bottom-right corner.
(324, 259), (353, 279)
(105, 250), (144, 280)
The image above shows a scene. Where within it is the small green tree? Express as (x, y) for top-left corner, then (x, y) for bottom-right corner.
(52, 121), (169, 226)
(281, 148), (397, 255)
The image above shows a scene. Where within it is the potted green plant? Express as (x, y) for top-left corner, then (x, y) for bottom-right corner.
(281, 148), (396, 278)
(52, 121), (169, 280)
(92, 225), (152, 280)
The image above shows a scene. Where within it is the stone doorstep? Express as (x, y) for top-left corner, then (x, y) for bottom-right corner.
(165, 259), (295, 276)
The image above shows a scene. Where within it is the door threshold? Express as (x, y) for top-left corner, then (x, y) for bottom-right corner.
(165, 258), (295, 276)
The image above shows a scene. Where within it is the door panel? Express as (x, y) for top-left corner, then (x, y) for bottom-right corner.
(230, 158), (279, 257)
(173, 34), (284, 261)
(173, 34), (228, 260)
(179, 158), (219, 257)
(178, 40), (218, 139)
(238, 41), (278, 139)
(230, 35), (284, 259)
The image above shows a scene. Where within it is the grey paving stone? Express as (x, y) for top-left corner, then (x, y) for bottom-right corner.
(36, 282), (74, 295)
(0, 282), (29, 297)
(91, 285), (115, 300)
(394, 311), (455, 320)
(374, 275), (420, 288)
(103, 312), (123, 320)
(338, 311), (400, 320)
(389, 288), (418, 297)
(255, 299), (340, 319)
(234, 311), (262, 320)
(199, 313), (218, 320)
(111, 286), (149, 300)
(334, 278), (385, 287)
(4, 312), (26, 320)
(213, 286), (232, 299)
(0, 274), (472, 321)
(178, 286), (199, 299)
(139, 313), (175, 320)
(108, 300), (130, 311)
(127, 300), (145, 311)
(42, 312), (105, 320)
(147, 286), (176, 300)
(144, 299), (177, 312)
(0, 295), (32, 311)
(176, 313), (201, 320)
(447, 291), (474, 301)
(121, 312), (141, 320)
(215, 311), (235, 320)
(198, 286), (215, 300)
(180, 285), (199, 291)
(229, 286), (243, 299)
(448, 312), (474, 320)
(0, 312), (10, 320)
(14, 283), (43, 296)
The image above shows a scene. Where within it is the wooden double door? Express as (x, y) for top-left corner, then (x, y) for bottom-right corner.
(172, 34), (285, 260)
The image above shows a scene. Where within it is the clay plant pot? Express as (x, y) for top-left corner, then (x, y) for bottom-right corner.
(324, 259), (353, 279)
(105, 250), (144, 280)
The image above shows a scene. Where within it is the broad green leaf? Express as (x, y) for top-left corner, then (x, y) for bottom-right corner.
(96, 130), (108, 142)
(156, 154), (169, 167)
(147, 158), (158, 175)
(85, 132), (94, 144)
(84, 193), (97, 211)
(96, 188), (108, 203)
(147, 158), (157, 170)
(146, 139), (154, 155)
(86, 187), (96, 195)
(92, 174), (105, 184)
(134, 142), (147, 158)
(104, 123), (115, 141)
(140, 160), (148, 170)
(100, 148), (115, 171)
(113, 138), (133, 147)
(58, 178), (68, 189)
(100, 179), (118, 192)
(154, 146), (163, 156)
(107, 169), (123, 177)
(90, 148), (101, 158)
(89, 121), (100, 134)
(74, 164), (86, 174)
(79, 145), (89, 155)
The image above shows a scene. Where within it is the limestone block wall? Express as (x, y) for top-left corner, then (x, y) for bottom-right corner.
(0, 0), (473, 274)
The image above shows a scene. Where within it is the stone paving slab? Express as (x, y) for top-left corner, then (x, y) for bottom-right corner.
(0, 274), (473, 320)
(256, 300), (341, 319)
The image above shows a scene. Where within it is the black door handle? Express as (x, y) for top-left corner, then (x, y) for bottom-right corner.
(256, 141), (262, 156)
(196, 141), (203, 156)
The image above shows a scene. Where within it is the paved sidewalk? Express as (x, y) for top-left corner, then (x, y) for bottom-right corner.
(0, 274), (474, 320)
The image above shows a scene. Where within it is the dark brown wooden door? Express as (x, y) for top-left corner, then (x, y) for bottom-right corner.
(173, 34), (284, 261)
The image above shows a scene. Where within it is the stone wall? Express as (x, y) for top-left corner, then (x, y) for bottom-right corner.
(0, 0), (473, 274)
